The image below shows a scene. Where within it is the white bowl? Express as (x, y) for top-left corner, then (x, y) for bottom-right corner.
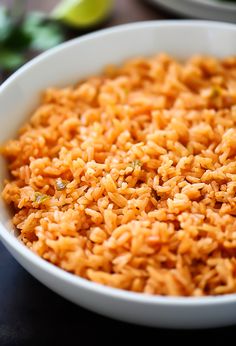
(1, 21), (236, 329)
(148, 0), (236, 23)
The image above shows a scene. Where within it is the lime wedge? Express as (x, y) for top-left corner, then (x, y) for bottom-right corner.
(52, 0), (113, 28)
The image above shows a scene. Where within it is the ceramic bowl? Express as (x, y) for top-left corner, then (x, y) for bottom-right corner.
(148, 0), (236, 23)
(1, 21), (236, 329)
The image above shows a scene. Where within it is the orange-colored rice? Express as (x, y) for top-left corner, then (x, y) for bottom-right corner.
(2, 53), (236, 296)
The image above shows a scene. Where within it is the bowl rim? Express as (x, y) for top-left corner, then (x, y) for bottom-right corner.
(183, 0), (236, 11)
(1, 19), (236, 306)
(152, 0), (236, 12)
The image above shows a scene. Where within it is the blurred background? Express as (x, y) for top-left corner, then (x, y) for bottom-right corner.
(0, 0), (235, 83)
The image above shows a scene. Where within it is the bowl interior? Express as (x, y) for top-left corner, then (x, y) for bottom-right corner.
(0, 20), (236, 258)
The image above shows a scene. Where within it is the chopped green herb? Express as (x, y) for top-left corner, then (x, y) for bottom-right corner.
(210, 85), (222, 98)
(55, 178), (68, 191)
(35, 192), (50, 204)
(129, 159), (142, 170)
(151, 189), (161, 201)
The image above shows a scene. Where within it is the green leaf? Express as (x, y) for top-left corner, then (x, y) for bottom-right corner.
(23, 12), (65, 51)
(0, 10), (65, 73)
(30, 24), (64, 50)
(22, 11), (47, 33)
(0, 6), (31, 54)
(4, 26), (32, 51)
(0, 6), (13, 42)
(0, 47), (25, 70)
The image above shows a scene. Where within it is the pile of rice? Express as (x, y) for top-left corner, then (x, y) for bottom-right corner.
(2, 54), (236, 296)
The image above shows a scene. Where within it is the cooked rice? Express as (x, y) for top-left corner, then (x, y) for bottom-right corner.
(2, 53), (236, 296)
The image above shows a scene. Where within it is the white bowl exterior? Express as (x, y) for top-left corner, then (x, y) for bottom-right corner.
(2, 232), (236, 329)
(1, 21), (236, 328)
(148, 0), (236, 23)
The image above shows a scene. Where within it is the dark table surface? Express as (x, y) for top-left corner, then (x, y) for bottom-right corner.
(1, 1), (236, 345)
